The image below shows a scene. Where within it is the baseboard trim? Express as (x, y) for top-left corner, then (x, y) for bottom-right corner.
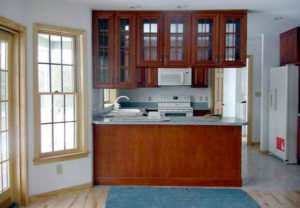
(29, 182), (93, 202)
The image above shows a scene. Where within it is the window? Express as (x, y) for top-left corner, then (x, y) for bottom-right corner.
(33, 24), (88, 164)
(103, 89), (116, 106)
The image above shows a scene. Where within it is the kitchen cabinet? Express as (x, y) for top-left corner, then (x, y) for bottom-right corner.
(164, 13), (191, 67)
(191, 12), (219, 67)
(137, 12), (163, 67)
(93, 11), (136, 89)
(136, 68), (158, 88)
(193, 110), (211, 116)
(280, 27), (300, 66)
(192, 68), (209, 88)
(93, 11), (115, 88)
(219, 12), (247, 67)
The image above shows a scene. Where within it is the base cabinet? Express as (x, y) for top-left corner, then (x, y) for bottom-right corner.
(93, 124), (242, 187)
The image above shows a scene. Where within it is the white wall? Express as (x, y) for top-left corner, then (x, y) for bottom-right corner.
(0, 0), (95, 195)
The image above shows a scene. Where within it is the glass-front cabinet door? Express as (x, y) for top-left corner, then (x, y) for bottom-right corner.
(93, 12), (115, 88)
(191, 13), (219, 67)
(115, 12), (136, 88)
(219, 12), (247, 67)
(164, 13), (191, 67)
(137, 12), (163, 67)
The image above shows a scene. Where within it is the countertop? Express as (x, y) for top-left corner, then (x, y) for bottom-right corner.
(92, 116), (247, 126)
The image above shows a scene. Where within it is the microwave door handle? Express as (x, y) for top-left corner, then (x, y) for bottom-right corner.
(180, 72), (184, 84)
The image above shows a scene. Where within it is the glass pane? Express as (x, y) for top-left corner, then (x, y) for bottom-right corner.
(38, 34), (49, 63)
(41, 124), (52, 153)
(65, 122), (75, 149)
(2, 161), (8, 190)
(53, 95), (64, 122)
(53, 123), (64, 151)
(143, 35), (150, 47)
(51, 65), (62, 92)
(38, 64), (50, 93)
(151, 48), (157, 60)
(143, 48), (150, 60)
(150, 36), (157, 47)
(62, 37), (73, 65)
(63, 66), (74, 92)
(65, 95), (75, 121)
(143, 20), (150, 33)
(177, 48), (183, 61)
(151, 21), (157, 33)
(50, 35), (61, 64)
(1, 132), (8, 161)
(170, 35), (176, 47)
(40, 95), (52, 123)
(0, 71), (7, 100)
(170, 24), (176, 33)
(178, 24), (184, 33)
(170, 48), (176, 60)
(1, 102), (8, 131)
(1, 42), (7, 70)
(178, 35), (183, 47)
(99, 19), (108, 32)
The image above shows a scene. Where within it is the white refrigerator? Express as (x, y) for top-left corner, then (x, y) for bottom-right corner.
(269, 64), (298, 164)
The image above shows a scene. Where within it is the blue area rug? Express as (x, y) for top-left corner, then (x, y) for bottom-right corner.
(105, 186), (259, 208)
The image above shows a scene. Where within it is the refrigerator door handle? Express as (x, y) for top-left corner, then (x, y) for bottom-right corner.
(274, 88), (278, 111)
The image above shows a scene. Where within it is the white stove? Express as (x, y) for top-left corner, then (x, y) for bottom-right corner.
(158, 95), (193, 117)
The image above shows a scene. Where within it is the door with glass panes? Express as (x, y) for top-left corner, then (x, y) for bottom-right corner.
(219, 13), (247, 67)
(0, 29), (12, 207)
(191, 13), (219, 67)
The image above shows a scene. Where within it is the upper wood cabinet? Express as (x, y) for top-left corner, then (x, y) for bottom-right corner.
(136, 12), (163, 67)
(191, 13), (219, 67)
(219, 12), (247, 67)
(93, 12), (115, 88)
(192, 68), (209, 88)
(280, 27), (300, 66)
(136, 68), (158, 88)
(164, 13), (191, 67)
(114, 12), (136, 88)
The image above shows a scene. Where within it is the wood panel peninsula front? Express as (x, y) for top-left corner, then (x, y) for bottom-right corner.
(93, 117), (246, 187)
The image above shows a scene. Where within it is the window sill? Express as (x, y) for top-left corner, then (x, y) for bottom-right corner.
(33, 151), (89, 165)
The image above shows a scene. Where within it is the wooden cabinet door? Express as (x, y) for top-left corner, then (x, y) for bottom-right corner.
(115, 12), (136, 88)
(280, 33), (288, 66)
(164, 13), (191, 67)
(219, 12), (247, 67)
(192, 68), (209, 88)
(191, 13), (219, 67)
(145, 68), (158, 87)
(93, 11), (115, 88)
(287, 29), (298, 63)
(136, 68), (145, 87)
(137, 12), (163, 67)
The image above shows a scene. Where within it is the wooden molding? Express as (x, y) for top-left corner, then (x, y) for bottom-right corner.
(0, 15), (28, 205)
(29, 182), (93, 202)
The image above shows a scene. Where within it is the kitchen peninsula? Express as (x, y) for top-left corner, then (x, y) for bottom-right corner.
(93, 116), (246, 187)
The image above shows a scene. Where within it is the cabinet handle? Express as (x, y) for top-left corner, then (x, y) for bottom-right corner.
(215, 57), (218, 62)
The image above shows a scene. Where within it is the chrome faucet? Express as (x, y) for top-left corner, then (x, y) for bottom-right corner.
(114, 96), (130, 111)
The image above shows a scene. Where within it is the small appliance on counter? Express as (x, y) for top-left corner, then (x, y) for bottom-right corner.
(158, 95), (193, 117)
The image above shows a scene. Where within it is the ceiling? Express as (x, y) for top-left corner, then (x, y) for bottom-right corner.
(68, 0), (300, 21)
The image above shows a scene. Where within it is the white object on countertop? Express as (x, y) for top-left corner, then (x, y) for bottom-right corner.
(114, 96), (130, 111)
(268, 64), (298, 164)
(148, 112), (161, 119)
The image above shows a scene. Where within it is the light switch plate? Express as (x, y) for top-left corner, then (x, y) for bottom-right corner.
(148, 96), (152, 101)
(199, 96), (203, 101)
(56, 164), (63, 175)
(255, 92), (261, 97)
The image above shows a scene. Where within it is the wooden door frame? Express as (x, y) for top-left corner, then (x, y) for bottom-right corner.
(211, 55), (253, 145)
(0, 16), (28, 205)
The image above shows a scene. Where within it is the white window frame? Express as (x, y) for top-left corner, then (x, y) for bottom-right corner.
(33, 23), (88, 165)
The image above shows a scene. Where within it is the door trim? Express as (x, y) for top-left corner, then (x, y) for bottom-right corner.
(0, 16), (28, 205)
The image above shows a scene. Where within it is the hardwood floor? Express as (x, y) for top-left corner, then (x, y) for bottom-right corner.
(22, 186), (300, 208)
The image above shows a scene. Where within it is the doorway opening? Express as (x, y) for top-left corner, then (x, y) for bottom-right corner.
(212, 56), (253, 145)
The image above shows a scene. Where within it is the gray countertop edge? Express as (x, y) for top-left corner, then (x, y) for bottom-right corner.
(92, 117), (247, 126)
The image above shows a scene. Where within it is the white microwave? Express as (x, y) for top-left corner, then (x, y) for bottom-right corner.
(158, 68), (192, 86)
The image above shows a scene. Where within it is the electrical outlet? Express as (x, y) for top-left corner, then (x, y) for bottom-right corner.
(255, 92), (261, 97)
(56, 164), (63, 175)
(148, 96), (152, 101)
(199, 96), (203, 101)
(205, 96), (208, 101)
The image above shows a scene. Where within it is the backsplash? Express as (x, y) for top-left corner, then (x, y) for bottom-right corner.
(117, 86), (211, 107)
